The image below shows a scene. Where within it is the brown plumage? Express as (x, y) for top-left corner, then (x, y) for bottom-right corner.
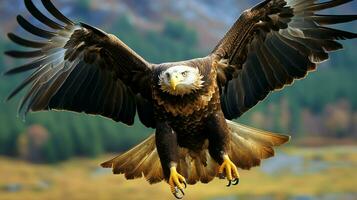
(101, 121), (290, 184)
(4, 0), (357, 198)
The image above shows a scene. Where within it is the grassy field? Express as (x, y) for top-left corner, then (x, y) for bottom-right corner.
(1, 146), (357, 200)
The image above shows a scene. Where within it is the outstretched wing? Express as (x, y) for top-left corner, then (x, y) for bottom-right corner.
(5, 0), (155, 128)
(213, 0), (357, 119)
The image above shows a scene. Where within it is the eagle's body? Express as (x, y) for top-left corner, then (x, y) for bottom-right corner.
(152, 57), (218, 149)
(152, 57), (232, 179)
(4, 0), (357, 198)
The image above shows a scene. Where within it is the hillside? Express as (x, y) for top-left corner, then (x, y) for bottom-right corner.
(3, 0), (355, 49)
(0, 0), (356, 163)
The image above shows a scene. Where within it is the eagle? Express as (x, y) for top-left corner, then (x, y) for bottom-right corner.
(4, 0), (357, 198)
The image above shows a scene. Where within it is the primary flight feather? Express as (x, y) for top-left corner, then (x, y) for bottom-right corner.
(4, 0), (357, 198)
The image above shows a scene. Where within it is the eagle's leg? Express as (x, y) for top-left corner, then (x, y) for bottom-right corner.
(206, 111), (240, 186)
(219, 155), (240, 186)
(168, 165), (187, 199)
(156, 122), (187, 199)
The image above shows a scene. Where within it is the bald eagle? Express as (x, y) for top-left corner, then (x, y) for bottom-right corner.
(4, 0), (357, 198)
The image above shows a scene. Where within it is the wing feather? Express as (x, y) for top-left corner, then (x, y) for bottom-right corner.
(17, 15), (56, 39)
(24, 0), (64, 30)
(7, 33), (47, 48)
(40, 0), (74, 25)
(213, 0), (357, 119)
(5, 0), (155, 128)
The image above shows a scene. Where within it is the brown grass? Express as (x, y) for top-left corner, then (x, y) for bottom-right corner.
(0, 146), (357, 200)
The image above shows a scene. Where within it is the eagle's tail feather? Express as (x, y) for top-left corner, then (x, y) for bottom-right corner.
(101, 134), (165, 184)
(101, 120), (290, 184)
(226, 120), (290, 170)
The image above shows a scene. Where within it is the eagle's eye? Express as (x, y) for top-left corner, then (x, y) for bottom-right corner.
(166, 73), (171, 79)
(182, 71), (188, 77)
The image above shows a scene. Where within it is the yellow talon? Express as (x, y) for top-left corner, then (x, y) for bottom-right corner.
(218, 155), (240, 187)
(168, 166), (187, 199)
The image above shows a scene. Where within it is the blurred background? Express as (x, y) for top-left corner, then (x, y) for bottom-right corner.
(0, 0), (356, 199)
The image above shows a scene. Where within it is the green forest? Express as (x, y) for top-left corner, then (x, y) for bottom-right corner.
(0, 7), (356, 163)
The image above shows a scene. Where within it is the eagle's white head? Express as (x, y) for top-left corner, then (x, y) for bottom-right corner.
(159, 65), (204, 96)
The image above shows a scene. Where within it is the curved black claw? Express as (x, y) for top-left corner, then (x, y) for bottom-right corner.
(226, 180), (232, 187)
(232, 178), (240, 185)
(226, 178), (240, 187)
(173, 187), (185, 199)
(183, 181), (187, 189)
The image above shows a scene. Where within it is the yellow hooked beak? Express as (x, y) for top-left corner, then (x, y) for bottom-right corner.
(170, 75), (179, 91)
